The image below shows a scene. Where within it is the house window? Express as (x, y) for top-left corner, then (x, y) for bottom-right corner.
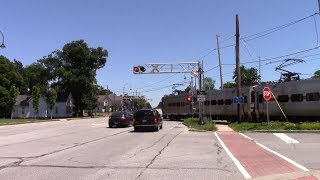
(306, 92), (320, 101)
(56, 107), (58, 113)
(291, 94), (303, 102)
(22, 107), (25, 114)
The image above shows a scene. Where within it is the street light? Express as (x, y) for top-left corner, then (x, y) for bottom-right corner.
(0, 30), (5, 48)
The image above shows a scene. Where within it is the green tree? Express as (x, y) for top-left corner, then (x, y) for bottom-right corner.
(39, 40), (108, 117)
(9, 85), (20, 119)
(232, 65), (260, 86)
(0, 56), (24, 117)
(222, 81), (237, 88)
(23, 63), (49, 94)
(312, 70), (320, 78)
(48, 88), (57, 119)
(203, 77), (215, 90)
(32, 84), (41, 118)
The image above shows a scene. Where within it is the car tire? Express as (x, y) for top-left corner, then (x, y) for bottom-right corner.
(134, 127), (139, 132)
(160, 124), (163, 129)
(109, 123), (113, 128)
(154, 124), (159, 132)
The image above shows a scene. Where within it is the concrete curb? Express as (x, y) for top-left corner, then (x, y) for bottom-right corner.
(241, 130), (320, 133)
(188, 128), (209, 132)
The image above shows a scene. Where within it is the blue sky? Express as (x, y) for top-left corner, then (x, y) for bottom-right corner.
(1, 0), (320, 107)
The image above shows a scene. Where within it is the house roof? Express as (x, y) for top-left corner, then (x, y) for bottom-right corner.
(56, 92), (71, 102)
(96, 95), (108, 103)
(107, 93), (122, 106)
(15, 95), (31, 106)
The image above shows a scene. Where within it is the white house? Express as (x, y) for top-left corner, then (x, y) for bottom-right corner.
(12, 93), (74, 119)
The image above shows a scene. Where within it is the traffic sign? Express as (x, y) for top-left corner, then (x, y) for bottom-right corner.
(197, 97), (206, 102)
(197, 90), (205, 95)
(233, 96), (244, 104)
(263, 87), (271, 101)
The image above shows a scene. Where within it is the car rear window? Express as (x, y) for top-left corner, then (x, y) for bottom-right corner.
(135, 110), (154, 118)
(111, 112), (126, 117)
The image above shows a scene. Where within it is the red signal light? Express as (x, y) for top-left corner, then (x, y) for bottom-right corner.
(187, 96), (192, 102)
(133, 66), (139, 72)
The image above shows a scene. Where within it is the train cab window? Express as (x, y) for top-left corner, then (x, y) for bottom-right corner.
(306, 92), (320, 101)
(291, 94), (303, 102)
(211, 100), (217, 105)
(244, 96), (248, 103)
(193, 97), (197, 102)
(258, 94), (263, 103)
(217, 99), (224, 105)
(225, 99), (232, 105)
(278, 95), (289, 102)
(251, 92), (255, 103)
(204, 101), (210, 106)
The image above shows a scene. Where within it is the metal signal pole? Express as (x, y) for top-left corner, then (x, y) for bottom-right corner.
(216, 35), (223, 89)
(236, 14), (242, 124)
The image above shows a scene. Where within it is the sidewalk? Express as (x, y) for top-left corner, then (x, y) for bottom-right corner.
(215, 124), (319, 179)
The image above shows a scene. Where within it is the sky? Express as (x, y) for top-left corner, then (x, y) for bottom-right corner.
(1, 0), (320, 107)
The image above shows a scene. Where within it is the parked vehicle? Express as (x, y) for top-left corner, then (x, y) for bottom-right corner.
(133, 109), (163, 132)
(108, 111), (133, 128)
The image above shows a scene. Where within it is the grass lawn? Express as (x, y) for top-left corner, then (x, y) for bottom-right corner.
(229, 121), (320, 131)
(0, 118), (59, 126)
(183, 118), (217, 131)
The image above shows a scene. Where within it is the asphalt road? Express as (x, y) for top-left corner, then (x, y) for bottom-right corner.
(0, 118), (243, 180)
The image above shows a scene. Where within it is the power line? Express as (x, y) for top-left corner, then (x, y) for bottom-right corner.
(242, 12), (319, 42)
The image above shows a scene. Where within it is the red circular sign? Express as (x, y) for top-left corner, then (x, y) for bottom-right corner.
(263, 87), (271, 101)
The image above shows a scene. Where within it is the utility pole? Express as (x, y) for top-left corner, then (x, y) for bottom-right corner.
(236, 14), (242, 124)
(259, 56), (261, 83)
(318, 0), (320, 14)
(216, 35), (223, 89)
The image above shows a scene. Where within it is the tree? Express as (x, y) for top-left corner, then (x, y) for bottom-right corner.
(23, 63), (49, 94)
(48, 88), (57, 119)
(0, 56), (24, 117)
(312, 70), (320, 78)
(222, 81), (237, 88)
(32, 84), (41, 118)
(9, 85), (20, 119)
(232, 65), (260, 86)
(39, 40), (108, 117)
(203, 77), (215, 90)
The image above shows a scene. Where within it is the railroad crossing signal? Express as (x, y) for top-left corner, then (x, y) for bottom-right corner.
(187, 96), (192, 102)
(263, 87), (271, 101)
(133, 66), (146, 73)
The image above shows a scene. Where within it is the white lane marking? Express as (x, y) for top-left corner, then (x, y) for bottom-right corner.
(273, 133), (299, 144)
(256, 142), (309, 171)
(213, 132), (251, 179)
(91, 123), (105, 126)
(239, 133), (308, 171)
(239, 133), (253, 140)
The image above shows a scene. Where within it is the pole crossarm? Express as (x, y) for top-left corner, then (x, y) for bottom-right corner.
(133, 62), (200, 74)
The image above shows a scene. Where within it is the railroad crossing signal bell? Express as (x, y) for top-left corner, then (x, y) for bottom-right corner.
(133, 66), (146, 73)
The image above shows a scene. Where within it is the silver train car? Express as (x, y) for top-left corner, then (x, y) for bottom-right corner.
(162, 78), (320, 121)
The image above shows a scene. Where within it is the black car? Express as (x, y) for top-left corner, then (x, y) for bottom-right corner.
(108, 111), (133, 128)
(133, 109), (163, 132)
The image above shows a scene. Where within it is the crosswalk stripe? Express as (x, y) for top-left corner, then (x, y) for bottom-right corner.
(273, 133), (299, 143)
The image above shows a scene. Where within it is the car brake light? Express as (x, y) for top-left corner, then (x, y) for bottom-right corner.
(154, 118), (158, 123)
(133, 118), (135, 122)
(121, 114), (125, 120)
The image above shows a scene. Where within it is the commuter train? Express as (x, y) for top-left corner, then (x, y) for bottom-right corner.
(162, 78), (320, 122)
